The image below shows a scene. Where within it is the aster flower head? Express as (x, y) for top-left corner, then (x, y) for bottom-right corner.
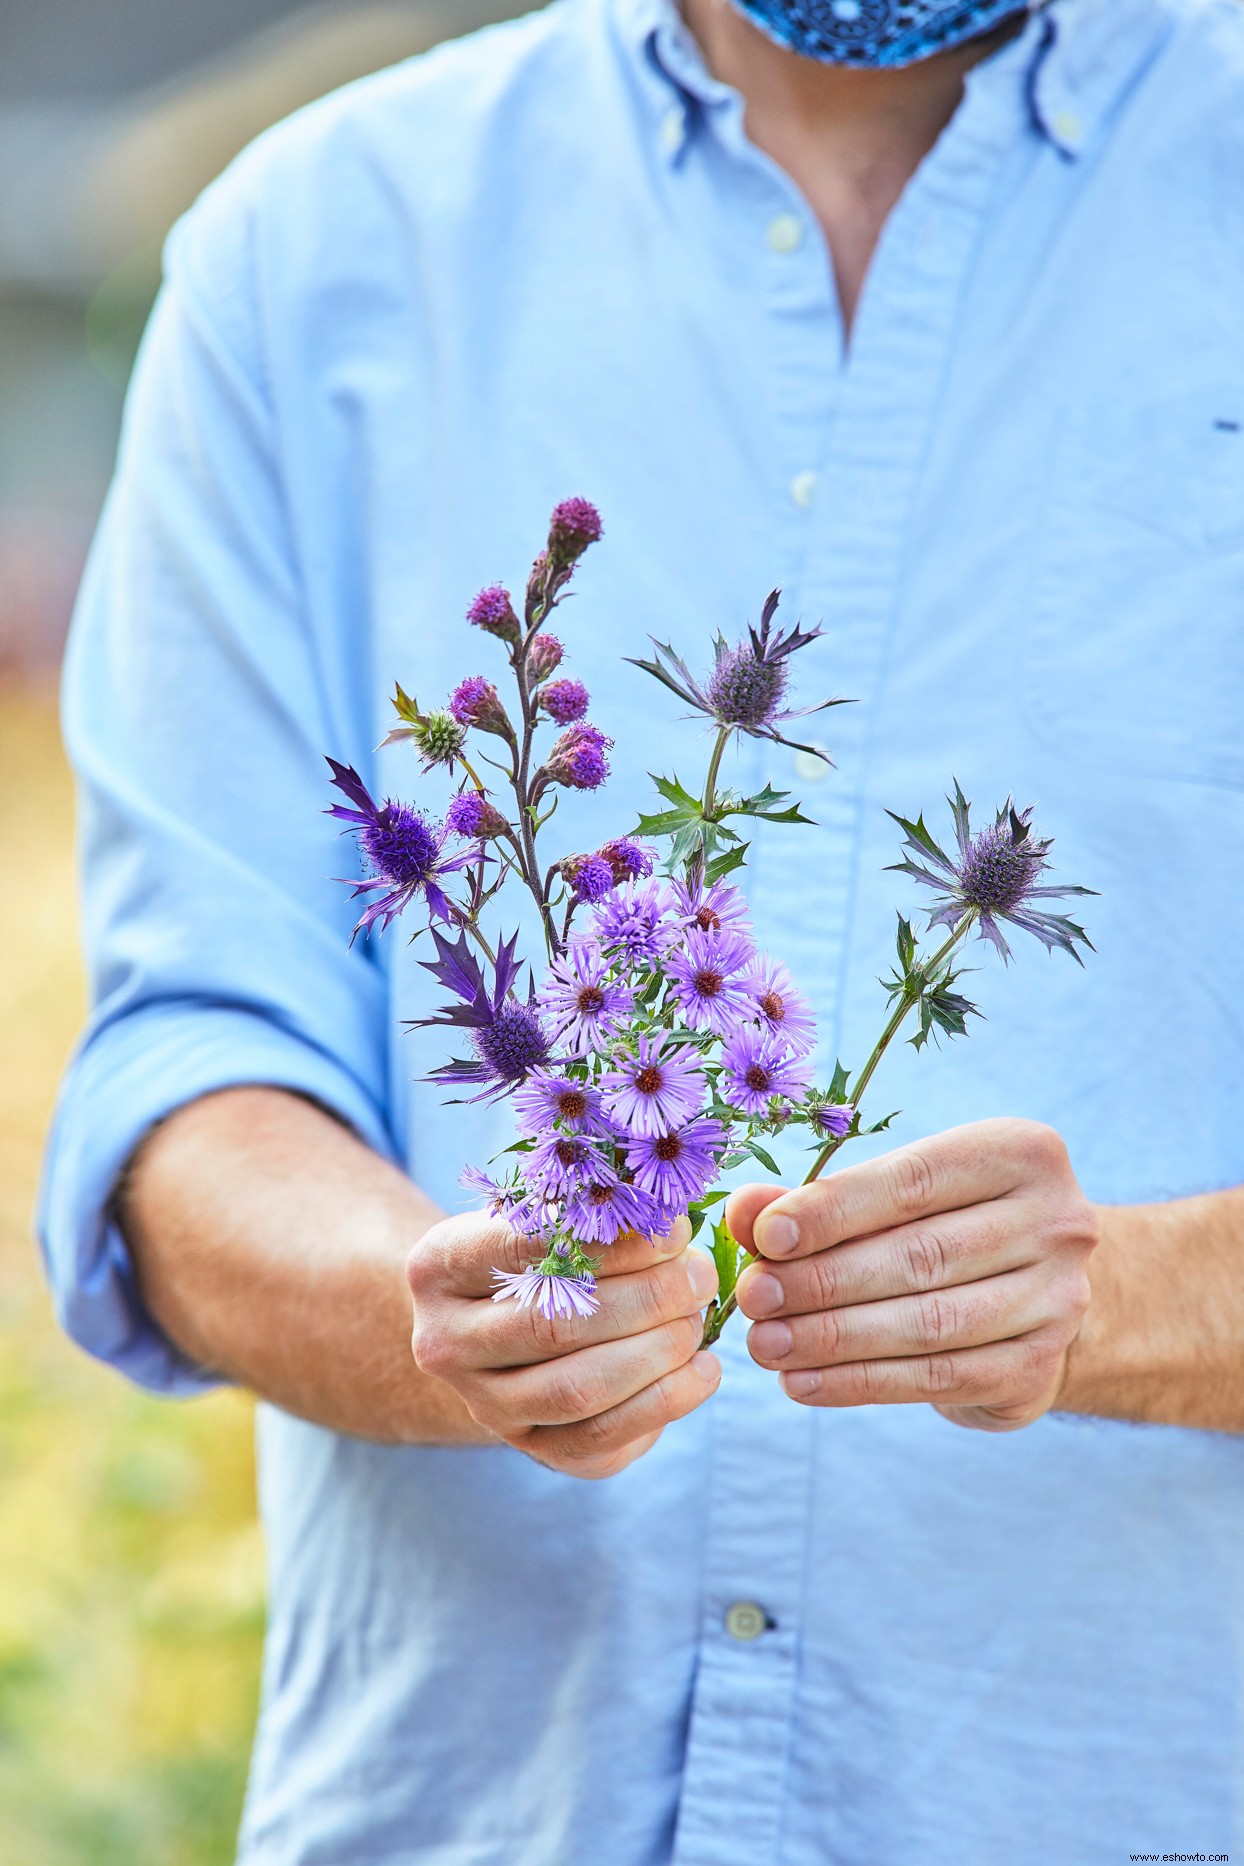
(592, 877), (676, 967)
(560, 853), (615, 904)
(326, 760), (478, 938)
(564, 1174), (662, 1246)
(408, 926), (550, 1101)
(445, 790), (509, 840)
(740, 954), (818, 1055)
(460, 1164), (556, 1236)
(667, 876), (753, 940)
(806, 1096), (855, 1140)
(548, 496), (603, 566)
(599, 838), (654, 885)
(601, 1030), (707, 1138)
(526, 1132), (603, 1199)
(449, 676), (514, 741)
(539, 939), (634, 1055)
(541, 678), (591, 726)
(545, 724), (612, 792)
(665, 926), (755, 1035)
(467, 584), (521, 644)
(627, 589), (845, 760)
(626, 1114), (724, 1213)
(720, 1027), (813, 1117)
(888, 781), (1096, 965)
(512, 1070), (614, 1138)
(527, 634), (564, 682)
(491, 1265), (599, 1320)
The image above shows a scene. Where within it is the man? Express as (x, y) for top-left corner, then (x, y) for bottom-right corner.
(39, 0), (1244, 1860)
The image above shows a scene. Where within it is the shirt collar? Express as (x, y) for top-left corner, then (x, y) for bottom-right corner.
(615, 0), (1175, 165)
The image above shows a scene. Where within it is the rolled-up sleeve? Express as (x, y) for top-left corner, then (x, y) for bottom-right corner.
(37, 160), (396, 1395)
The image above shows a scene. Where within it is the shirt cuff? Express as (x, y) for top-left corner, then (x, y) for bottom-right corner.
(37, 1000), (398, 1397)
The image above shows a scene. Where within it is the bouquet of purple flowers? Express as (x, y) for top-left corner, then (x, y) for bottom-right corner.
(327, 500), (1093, 1348)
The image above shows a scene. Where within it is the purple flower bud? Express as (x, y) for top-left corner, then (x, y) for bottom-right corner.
(542, 678), (590, 726)
(561, 853), (614, 903)
(527, 634), (564, 681)
(466, 584), (520, 643)
(446, 791), (509, 840)
(546, 725), (612, 792)
(704, 641), (789, 729)
(449, 677), (514, 740)
(808, 1100), (855, 1139)
(548, 496), (603, 565)
(598, 837), (654, 884)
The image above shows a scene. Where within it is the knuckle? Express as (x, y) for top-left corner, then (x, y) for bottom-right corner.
(809, 1250), (841, 1311)
(814, 1303), (847, 1361)
(546, 1359), (605, 1423)
(635, 1262), (677, 1328)
(891, 1146), (937, 1218)
(1016, 1120), (1067, 1175)
(923, 1351), (961, 1396)
(410, 1314), (456, 1378)
(902, 1225), (948, 1290)
(916, 1291), (957, 1349)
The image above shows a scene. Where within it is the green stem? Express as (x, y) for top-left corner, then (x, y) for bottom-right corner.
(701, 728), (730, 822)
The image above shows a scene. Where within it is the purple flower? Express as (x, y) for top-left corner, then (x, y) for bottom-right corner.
(467, 584), (520, 643)
(740, 954), (817, 1055)
(539, 941), (634, 1054)
(626, 1114), (724, 1211)
(561, 853), (615, 903)
(563, 1174), (661, 1246)
(512, 1071), (614, 1138)
(446, 791), (509, 840)
(888, 781), (1096, 964)
(664, 927), (755, 1035)
(720, 1027), (813, 1117)
(807, 1099), (855, 1140)
(460, 1164), (556, 1235)
(526, 1132), (603, 1199)
(599, 838), (654, 885)
(548, 496), (603, 565)
(601, 1031), (706, 1138)
(491, 1265), (600, 1320)
(449, 677), (514, 740)
(592, 878), (675, 966)
(410, 927), (551, 1102)
(542, 679), (590, 725)
(527, 634), (564, 681)
(667, 877), (753, 940)
(326, 760), (479, 938)
(545, 724), (612, 791)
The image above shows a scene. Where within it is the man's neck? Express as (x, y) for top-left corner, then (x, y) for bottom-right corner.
(680, 0), (1027, 333)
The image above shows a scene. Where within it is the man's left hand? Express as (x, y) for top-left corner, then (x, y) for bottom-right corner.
(728, 1120), (1099, 1432)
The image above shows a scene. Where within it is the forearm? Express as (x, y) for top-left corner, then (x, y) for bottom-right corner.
(118, 1086), (493, 1445)
(1058, 1187), (1244, 1433)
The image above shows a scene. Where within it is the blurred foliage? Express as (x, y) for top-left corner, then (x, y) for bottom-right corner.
(0, 683), (262, 1864)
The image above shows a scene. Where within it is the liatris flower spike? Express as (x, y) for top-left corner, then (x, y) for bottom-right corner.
(324, 499), (1095, 1347)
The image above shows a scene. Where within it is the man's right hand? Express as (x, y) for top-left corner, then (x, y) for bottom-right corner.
(406, 1214), (721, 1478)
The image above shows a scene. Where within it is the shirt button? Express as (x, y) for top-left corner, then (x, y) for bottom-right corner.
(724, 1601), (769, 1641)
(789, 469), (817, 510)
(766, 213), (803, 255)
(659, 106), (685, 157)
(794, 745), (832, 784)
(1050, 106), (1084, 148)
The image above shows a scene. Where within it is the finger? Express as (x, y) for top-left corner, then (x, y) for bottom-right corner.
(749, 1122), (1035, 1262)
(411, 1211), (692, 1299)
(747, 1266), (1062, 1372)
(443, 1245), (718, 1371)
(512, 1349), (722, 1463)
(725, 1182), (788, 1254)
(483, 1315), (707, 1429)
(774, 1325), (1065, 1409)
(735, 1198), (1041, 1320)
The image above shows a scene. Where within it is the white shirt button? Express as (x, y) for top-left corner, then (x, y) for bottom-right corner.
(794, 745), (832, 784)
(659, 107), (685, 157)
(766, 213), (803, 255)
(724, 1601), (769, 1641)
(1050, 106), (1084, 149)
(789, 469), (818, 510)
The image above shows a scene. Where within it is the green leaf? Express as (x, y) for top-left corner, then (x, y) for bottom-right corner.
(652, 772), (702, 811)
(827, 1058), (852, 1103)
(710, 1217), (743, 1306)
(693, 1188), (731, 1209)
(864, 1111), (900, 1135)
(895, 913), (916, 974)
(392, 682), (423, 725)
(744, 1139), (781, 1175)
(705, 843), (749, 884)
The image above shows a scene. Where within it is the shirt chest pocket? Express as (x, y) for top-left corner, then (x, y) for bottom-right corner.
(1023, 392), (1244, 789)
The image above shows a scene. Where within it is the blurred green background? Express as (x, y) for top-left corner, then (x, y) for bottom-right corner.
(0, 5), (529, 1859)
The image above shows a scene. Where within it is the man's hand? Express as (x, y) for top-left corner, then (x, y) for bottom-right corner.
(728, 1120), (1098, 1432)
(407, 1215), (721, 1478)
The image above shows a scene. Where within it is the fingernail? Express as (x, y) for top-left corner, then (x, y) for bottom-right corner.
(749, 1320), (793, 1363)
(688, 1251), (719, 1302)
(739, 1270), (783, 1317)
(758, 1214), (800, 1257)
(781, 1370), (820, 1400)
(692, 1350), (722, 1385)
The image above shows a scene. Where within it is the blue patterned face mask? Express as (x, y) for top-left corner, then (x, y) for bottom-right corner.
(726, 0), (1030, 68)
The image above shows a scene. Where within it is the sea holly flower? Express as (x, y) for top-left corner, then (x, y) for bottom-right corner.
(626, 1114), (725, 1211)
(888, 781), (1096, 964)
(467, 584), (521, 644)
(545, 724), (612, 791)
(527, 634), (564, 681)
(740, 954), (817, 1055)
(665, 927), (755, 1035)
(548, 496), (603, 566)
(667, 877), (752, 939)
(541, 679), (590, 725)
(512, 1071), (614, 1138)
(592, 878), (675, 966)
(406, 709), (467, 771)
(490, 1265), (600, 1320)
(409, 927), (550, 1100)
(449, 677), (514, 740)
(564, 1174), (661, 1246)
(601, 1031), (706, 1138)
(326, 760), (479, 936)
(539, 941), (634, 1054)
(720, 1027), (813, 1117)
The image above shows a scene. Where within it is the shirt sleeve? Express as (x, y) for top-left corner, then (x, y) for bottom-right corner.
(37, 161), (399, 1396)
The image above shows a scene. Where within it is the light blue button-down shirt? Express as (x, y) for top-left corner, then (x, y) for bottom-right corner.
(40, 0), (1244, 1858)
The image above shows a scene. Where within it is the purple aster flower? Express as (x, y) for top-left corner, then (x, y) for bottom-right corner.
(601, 1031), (706, 1139)
(526, 1132), (605, 1199)
(545, 724), (612, 791)
(409, 927), (550, 1102)
(626, 1114), (724, 1211)
(740, 954), (817, 1055)
(548, 496), (603, 565)
(512, 1071), (614, 1138)
(667, 877), (753, 940)
(627, 589), (846, 760)
(527, 634), (564, 681)
(459, 1165), (556, 1235)
(807, 1098), (855, 1140)
(563, 1174), (661, 1246)
(539, 941), (634, 1055)
(888, 781), (1096, 964)
(542, 679), (590, 725)
(664, 927), (755, 1035)
(466, 584), (520, 643)
(449, 677), (514, 740)
(326, 760), (478, 938)
(491, 1265), (600, 1320)
(560, 853), (615, 903)
(445, 791), (509, 840)
(599, 838), (654, 885)
(592, 878), (675, 966)
(720, 1027), (813, 1117)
